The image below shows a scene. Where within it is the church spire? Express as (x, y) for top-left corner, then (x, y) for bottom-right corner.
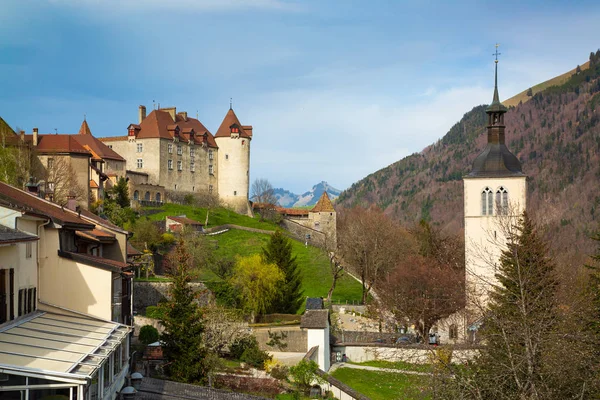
(486, 43), (508, 114)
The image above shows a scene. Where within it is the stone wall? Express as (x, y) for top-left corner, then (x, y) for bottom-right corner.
(332, 344), (479, 365)
(253, 326), (308, 353)
(133, 281), (209, 313)
(280, 219), (328, 249)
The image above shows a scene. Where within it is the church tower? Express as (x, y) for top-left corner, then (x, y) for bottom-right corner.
(214, 106), (252, 215)
(463, 46), (527, 314)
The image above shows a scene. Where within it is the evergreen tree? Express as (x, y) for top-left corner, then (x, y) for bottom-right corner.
(474, 212), (558, 399)
(262, 230), (303, 314)
(159, 238), (210, 384)
(112, 176), (130, 208)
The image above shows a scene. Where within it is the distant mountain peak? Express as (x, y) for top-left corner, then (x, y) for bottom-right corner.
(273, 181), (341, 208)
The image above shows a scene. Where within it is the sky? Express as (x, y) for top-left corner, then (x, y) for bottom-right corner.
(1, 1), (600, 193)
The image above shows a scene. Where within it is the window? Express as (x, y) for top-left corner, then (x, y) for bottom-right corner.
(136, 143), (143, 153)
(156, 192), (161, 202)
(209, 165), (213, 175)
(177, 161), (182, 171)
(209, 150), (213, 160)
(108, 145), (113, 149)
(209, 185), (213, 194)
(168, 160), (173, 170)
(233, 190), (237, 196)
(496, 187), (509, 215)
(17, 286), (36, 318)
(168, 143), (173, 154)
(177, 145), (182, 155)
(481, 187), (493, 216)
(190, 148), (195, 158)
(449, 324), (458, 340)
(145, 191), (150, 201)
(190, 162), (195, 172)
(47, 158), (54, 169)
(225, 154), (229, 160)
(0, 269), (15, 323)
(133, 190), (139, 200)
(136, 159), (143, 169)
(26, 242), (32, 259)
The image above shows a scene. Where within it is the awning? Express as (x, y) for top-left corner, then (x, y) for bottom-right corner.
(0, 311), (130, 381)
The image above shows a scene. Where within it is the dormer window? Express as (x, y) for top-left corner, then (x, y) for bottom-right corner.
(231, 127), (239, 133)
(128, 128), (135, 136)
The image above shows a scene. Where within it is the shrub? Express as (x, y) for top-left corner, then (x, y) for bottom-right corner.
(230, 336), (258, 360)
(240, 346), (271, 369)
(265, 359), (289, 380)
(161, 233), (176, 246)
(289, 359), (324, 393)
(139, 325), (159, 345)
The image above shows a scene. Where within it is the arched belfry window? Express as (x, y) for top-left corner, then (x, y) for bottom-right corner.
(496, 186), (508, 215)
(481, 187), (493, 215)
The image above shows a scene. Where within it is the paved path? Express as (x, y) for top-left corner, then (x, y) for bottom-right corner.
(329, 362), (432, 376)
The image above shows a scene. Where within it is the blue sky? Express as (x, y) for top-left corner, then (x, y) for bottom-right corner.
(1, 0), (599, 193)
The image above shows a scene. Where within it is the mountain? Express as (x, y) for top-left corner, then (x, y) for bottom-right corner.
(274, 181), (341, 207)
(338, 51), (600, 266)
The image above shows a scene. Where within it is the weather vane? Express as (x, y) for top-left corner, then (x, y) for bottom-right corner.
(493, 43), (501, 64)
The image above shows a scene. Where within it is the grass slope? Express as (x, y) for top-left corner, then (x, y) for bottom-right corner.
(503, 61), (590, 107)
(211, 229), (363, 305)
(331, 367), (430, 400)
(141, 203), (277, 230)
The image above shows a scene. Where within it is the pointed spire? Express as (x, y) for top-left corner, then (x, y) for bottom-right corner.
(229, 97), (233, 110)
(486, 43), (507, 114)
(78, 119), (92, 135)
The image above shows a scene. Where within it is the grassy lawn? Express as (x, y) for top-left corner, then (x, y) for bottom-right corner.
(331, 368), (431, 400)
(141, 203), (277, 231)
(134, 276), (171, 282)
(210, 229), (363, 306)
(350, 360), (432, 373)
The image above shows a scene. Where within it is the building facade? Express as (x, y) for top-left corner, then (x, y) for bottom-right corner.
(100, 105), (252, 213)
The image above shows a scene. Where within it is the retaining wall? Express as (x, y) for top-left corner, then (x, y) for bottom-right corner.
(134, 281), (210, 314)
(280, 219), (328, 249)
(332, 344), (479, 364)
(253, 326), (308, 352)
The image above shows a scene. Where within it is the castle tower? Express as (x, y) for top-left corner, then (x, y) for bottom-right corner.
(463, 46), (527, 317)
(214, 107), (252, 215)
(309, 191), (337, 250)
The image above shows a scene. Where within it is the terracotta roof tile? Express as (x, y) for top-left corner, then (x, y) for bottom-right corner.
(89, 180), (99, 189)
(59, 250), (129, 271)
(98, 136), (128, 142)
(311, 192), (335, 213)
(78, 119), (92, 136)
(127, 242), (142, 256)
(74, 133), (126, 162)
(0, 181), (94, 228)
(76, 229), (116, 242)
(167, 216), (203, 226)
(215, 108), (252, 139)
(24, 134), (90, 155)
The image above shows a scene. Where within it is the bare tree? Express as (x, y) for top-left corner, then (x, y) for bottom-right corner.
(202, 305), (249, 355)
(337, 206), (412, 303)
(44, 156), (85, 205)
(251, 178), (277, 205)
(327, 252), (344, 302)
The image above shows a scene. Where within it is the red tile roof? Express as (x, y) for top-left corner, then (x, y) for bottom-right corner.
(73, 120), (126, 161)
(76, 229), (116, 243)
(311, 192), (335, 213)
(0, 181), (94, 229)
(167, 216), (203, 226)
(24, 134), (91, 155)
(215, 108), (252, 139)
(89, 179), (99, 189)
(59, 251), (129, 271)
(127, 242), (142, 256)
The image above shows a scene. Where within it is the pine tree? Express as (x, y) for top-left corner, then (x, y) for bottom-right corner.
(476, 212), (558, 399)
(262, 230), (303, 314)
(159, 238), (209, 383)
(112, 177), (130, 208)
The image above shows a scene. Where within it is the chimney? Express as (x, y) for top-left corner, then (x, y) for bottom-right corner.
(138, 105), (146, 124)
(20, 130), (25, 142)
(177, 111), (188, 121)
(66, 193), (77, 211)
(33, 128), (38, 146)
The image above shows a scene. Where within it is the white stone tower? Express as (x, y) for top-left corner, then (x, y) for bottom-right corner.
(214, 107), (252, 215)
(463, 46), (527, 321)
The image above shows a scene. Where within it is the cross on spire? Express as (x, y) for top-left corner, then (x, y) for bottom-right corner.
(229, 97), (233, 110)
(493, 43), (501, 64)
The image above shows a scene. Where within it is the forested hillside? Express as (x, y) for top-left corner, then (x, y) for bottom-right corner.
(338, 51), (600, 265)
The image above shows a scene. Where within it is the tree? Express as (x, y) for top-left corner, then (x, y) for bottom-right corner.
(112, 176), (130, 208)
(0, 127), (35, 188)
(229, 254), (284, 318)
(289, 359), (325, 394)
(262, 230), (303, 313)
(202, 305), (249, 356)
(44, 156), (86, 206)
(459, 213), (559, 399)
(252, 178), (279, 222)
(526, 87), (533, 97)
(337, 206), (411, 303)
(130, 218), (162, 251)
(327, 252), (344, 302)
(158, 238), (210, 384)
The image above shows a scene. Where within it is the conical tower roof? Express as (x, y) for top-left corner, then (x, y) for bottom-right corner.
(78, 119), (92, 135)
(311, 192), (335, 212)
(215, 108), (252, 139)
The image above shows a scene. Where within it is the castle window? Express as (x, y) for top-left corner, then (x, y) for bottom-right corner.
(496, 187), (509, 215)
(108, 145), (112, 149)
(177, 145), (182, 155)
(190, 148), (195, 158)
(47, 158), (54, 169)
(209, 165), (214, 175)
(231, 127), (239, 133)
(234, 191), (237, 196)
(136, 143), (143, 153)
(209, 150), (213, 160)
(177, 161), (182, 171)
(225, 154), (229, 160)
(242, 140), (245, 145)
(156, 192), (161, 202)
(136, 159), (143, 169)
(481, 187), (493, 215)
(190, 162), (195, 172)
(133, 190), (139, 200)
(209, 185), (213, 194)
(168, 160), (173, 170)
(168, 143), (173, 154)
(26, 242), (32, 259)
(449, 324), (458, 339)
(145, 191), (150, 201)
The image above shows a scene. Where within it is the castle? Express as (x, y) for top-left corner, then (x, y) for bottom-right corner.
(100, 105), (252, 214)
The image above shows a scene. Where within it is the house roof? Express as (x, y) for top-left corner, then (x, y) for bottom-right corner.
(0, 181), (94, 229)
(76, 229), (116, 243)
(167, 215), (203, 226)
(59, 250), (129, 272)
(79, 208), (128, 234)
(137, 377), (268, 400)
(311, 192), (335, 213)
(127, 242), (142, 256)
(0, 116), (15, 136)
(24, 134), (91, 156)
(305, 297), (324, 310)
(0, 225), (38, 244)
(89, 179), (99, 189)
(215, 108), (252, 139)
(125, 109), (218, 148)
(300, 309), (329, 329)
(73, 120), (126, 162)
(278, 207), (309, 217)
(0, 311), (130, 380)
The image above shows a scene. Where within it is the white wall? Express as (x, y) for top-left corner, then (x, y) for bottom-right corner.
(307, 327), (330, 371)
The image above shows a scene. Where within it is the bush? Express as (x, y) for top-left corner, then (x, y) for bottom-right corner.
(161, 233), (176, 246)
(265, 359), (289, 380)
(240, 346), (271, 369)
(139, 325), (159, 345)
(145, 305), (166, 320)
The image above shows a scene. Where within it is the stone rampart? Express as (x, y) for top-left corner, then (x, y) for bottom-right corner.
(133, 281), (209, 313)
(280, 219), (328, 249)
